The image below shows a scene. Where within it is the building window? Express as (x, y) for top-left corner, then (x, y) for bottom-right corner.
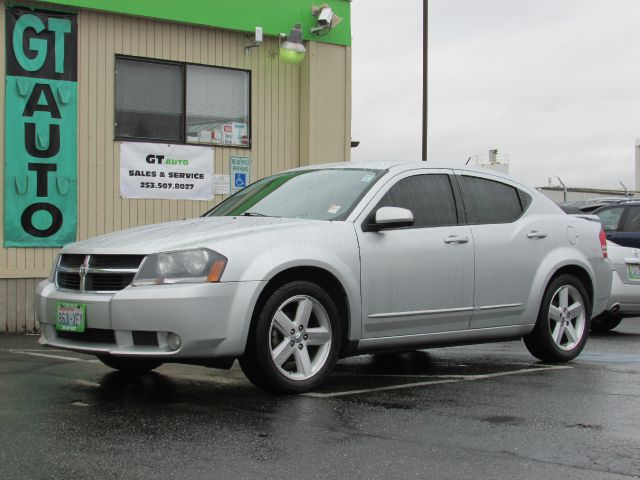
(115, 56), (250, 147)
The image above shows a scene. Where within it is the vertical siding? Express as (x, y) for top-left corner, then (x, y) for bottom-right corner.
(0, 5), (352, 333)
(0, 279), (39, 334)
(0, 7), (302, 281)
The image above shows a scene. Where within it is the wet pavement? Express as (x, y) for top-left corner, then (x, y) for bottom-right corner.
(1, 321), (639, 480)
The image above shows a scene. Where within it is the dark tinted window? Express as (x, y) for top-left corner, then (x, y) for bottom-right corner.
(115, 58), (184, 142)
(376, 174), (458, 228)
(622, 206), (640, 232)
(458, 175), (523, 224)
(596, 206), (624, 231)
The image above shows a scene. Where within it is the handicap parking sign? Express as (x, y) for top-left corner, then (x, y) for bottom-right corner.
(230, 156), (251, 193)
(234, 173), (247, 188)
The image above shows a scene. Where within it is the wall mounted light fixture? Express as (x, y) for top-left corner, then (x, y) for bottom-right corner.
(279, 23), (306, 65)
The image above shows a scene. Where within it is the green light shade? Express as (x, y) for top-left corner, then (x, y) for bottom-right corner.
(279, 47), (306, 65)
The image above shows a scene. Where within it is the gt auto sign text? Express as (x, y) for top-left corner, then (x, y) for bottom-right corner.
(120, 142), (214, 200)
(4, 6), (78, 247)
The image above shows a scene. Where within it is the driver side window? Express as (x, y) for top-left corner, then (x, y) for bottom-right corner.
(376, 174), (458, 228)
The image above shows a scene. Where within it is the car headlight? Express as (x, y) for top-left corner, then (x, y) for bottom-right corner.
(132, 248), (227, 286)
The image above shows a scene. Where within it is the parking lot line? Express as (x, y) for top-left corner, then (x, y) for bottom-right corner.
(9, 350), (97, 363)
(303, 365), (572, 398)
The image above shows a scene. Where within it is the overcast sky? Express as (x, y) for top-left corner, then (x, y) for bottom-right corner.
(350, 0), (640, 191)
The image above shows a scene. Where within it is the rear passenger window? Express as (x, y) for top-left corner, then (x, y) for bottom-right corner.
(622, 207), (640, 232)
(597, 207), (624, 231)
(458, 175), (525, 224)
(376, 174), (458, 228)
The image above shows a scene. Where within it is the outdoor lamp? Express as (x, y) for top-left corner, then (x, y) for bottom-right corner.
(279, 23), (306, 65)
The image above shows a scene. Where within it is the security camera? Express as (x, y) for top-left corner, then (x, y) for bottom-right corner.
(318, 7), (334, 26)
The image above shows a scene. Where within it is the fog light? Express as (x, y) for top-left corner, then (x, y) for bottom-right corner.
(167, 333), (182, 351)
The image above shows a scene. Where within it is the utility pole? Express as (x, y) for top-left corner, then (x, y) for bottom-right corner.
(422, 0), (428, 161)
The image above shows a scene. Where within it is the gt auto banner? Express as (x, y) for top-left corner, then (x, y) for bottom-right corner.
(120, 142), (214, 200)
(4, 6), (78, 246)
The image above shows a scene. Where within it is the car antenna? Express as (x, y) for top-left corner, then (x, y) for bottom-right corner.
(465, 157), (471, 165)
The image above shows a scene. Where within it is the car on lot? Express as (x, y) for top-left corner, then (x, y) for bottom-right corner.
(593, 200), (640, 248)
(559, 197), (632, 214)
(591, 241), (640, 333)
(36, 162), (612, 393)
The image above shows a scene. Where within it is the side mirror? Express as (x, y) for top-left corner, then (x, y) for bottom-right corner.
(367, 206), (414, 231)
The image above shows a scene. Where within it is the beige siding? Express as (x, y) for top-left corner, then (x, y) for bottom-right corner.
(0, 6), (303, 279)
(0, 3), (352, 333)
(0, 278), (41, 334)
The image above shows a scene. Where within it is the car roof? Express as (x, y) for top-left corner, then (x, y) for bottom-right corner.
(293, 160), (517, 181)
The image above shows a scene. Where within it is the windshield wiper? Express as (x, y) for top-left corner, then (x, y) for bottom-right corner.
(242, 211), (271, 217)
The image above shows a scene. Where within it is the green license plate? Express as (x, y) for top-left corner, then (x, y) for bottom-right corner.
(628, 264), (640, 280)
(56, 302), (86, 332)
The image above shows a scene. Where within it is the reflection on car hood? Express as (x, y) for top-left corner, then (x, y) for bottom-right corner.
(63, 216), (326, 255)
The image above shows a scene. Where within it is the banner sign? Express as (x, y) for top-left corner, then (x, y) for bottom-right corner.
(230, 156), (251, 194)
(4, 6), (78, 247)
(120, 142), (214, 200)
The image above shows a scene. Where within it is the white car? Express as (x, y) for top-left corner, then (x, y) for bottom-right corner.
(36, 162), (612, 393)
(591, 241), (640, 332)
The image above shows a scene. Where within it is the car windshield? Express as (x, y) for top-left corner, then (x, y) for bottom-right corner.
(205, 168), (385, 220)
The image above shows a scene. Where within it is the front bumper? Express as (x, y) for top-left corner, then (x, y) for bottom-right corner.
(590, 257), (613, 318)
(36, 279), (266, 359)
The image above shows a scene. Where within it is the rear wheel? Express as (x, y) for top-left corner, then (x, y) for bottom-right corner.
(590, 314), (623, 334)
(97, 355), (162, 374)
(523, 274), (591, 362)
(240, 280), (341, 394)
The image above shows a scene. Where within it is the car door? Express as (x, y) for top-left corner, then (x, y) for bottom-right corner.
(357, 170), (475, 338)
(455, 172), (546, 329)
(595, 206), (626, 246)
(611, 206), (640, 248)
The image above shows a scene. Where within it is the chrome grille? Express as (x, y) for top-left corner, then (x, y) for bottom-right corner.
(55, 254), (145, 293)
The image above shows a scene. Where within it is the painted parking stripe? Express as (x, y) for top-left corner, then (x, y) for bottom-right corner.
(10, 350), (97, 363)
(303, 365), (572, 398)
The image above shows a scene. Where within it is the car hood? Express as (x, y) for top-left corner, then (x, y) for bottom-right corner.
(62, 216), (331, 255)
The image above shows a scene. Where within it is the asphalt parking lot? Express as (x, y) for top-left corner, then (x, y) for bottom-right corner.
(1, 322), (639, 480)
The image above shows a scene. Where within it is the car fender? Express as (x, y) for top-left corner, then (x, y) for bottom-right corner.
(524, 246), (597, 326)
(225, 231), (362, 350)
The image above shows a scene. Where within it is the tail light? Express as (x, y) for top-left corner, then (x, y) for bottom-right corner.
(599, 229), (608, 258)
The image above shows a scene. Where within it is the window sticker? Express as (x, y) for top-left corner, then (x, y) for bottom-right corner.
(328, 204), (341, 214)
(361, 174), (375, 183)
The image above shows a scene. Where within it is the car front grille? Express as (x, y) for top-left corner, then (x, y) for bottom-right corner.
(55, 254), (145, 293)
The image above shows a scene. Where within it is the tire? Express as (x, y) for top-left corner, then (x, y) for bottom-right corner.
(590, 314), (623, 334)
(97, 355), (162, 374)
(239, 280), (342, 394)
(523, 274), (591, 362)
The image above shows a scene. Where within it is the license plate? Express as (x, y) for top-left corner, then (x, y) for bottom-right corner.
(56, 302), (86, 332)
(628, 264), (640, 280)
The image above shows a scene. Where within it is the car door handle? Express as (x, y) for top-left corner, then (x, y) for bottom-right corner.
(527, 230), (547, 239)
(444, 235), (469, 244)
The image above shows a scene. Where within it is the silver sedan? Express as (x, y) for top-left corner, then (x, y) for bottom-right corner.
(36, 162), (612, 393)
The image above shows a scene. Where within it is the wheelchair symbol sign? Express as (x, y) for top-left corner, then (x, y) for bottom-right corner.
(234, 173), (247, 188)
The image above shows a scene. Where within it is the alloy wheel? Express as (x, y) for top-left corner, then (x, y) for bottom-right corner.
(268, 295), (332, 381)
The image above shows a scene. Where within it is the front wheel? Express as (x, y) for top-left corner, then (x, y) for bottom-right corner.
(97, 355), (162, 374)
(523, 274), (591, 362)
(240, 280), (342, 394)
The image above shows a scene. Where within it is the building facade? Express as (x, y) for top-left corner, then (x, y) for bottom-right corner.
(0, 0), (353, 333)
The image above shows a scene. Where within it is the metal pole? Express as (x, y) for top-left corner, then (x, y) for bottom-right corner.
(422, 0), (428, 161)
(556, 176), (567, 203)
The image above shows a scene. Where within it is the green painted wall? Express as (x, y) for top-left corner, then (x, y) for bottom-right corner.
(34, 0), (351, 46)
